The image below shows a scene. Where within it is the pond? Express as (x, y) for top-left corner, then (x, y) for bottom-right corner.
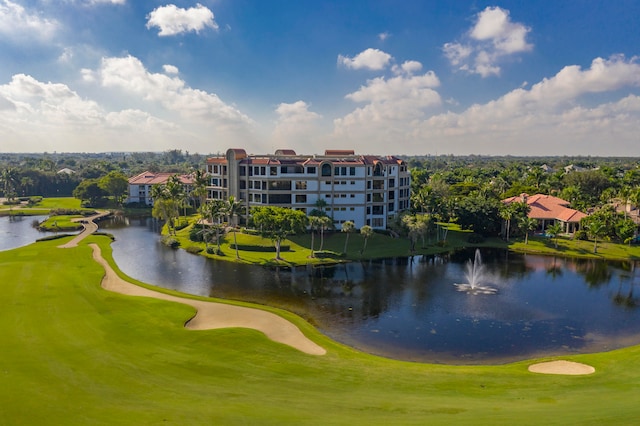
(99, 216), (640, 364)
(0, 215), (51, 252)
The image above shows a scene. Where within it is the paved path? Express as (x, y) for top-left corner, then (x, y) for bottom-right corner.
(57, 210), (110, 248)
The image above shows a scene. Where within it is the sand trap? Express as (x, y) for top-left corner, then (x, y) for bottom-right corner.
(89, 243), (326, 356)
(528, 360), (595, 375)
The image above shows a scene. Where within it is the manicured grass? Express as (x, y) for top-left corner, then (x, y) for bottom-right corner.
(2, 236), (640, 424)
(38, 214), (84, 231)
(33, 197), (83, 210)
(510, 235), (640, 260)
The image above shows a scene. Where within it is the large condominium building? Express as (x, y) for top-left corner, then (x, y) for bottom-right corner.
(205, 148), (411, 230)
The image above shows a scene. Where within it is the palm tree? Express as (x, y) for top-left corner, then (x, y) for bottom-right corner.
(203, 199), (226, 254)
(166, 175), (186, 226)
(150, 184), (175, 234)
(360, 225), (373, 255)
(225, 196), (244, 259)
(307, 215), (321, 258)
(518, 216), (537, 245)
(586, 219), (606, 254)
(341, 221), (355, 255)
(546, 222), (563, 249)
(1, 167), (18, 202)
(499, 203), (516, 242)
(191, 169), (209, 209)
(317, 216), (332, 252)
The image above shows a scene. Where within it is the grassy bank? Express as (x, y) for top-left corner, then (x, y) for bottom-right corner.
(1, 235), (640, 424)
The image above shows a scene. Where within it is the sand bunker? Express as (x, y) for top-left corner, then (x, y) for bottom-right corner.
(89, 243), (326, 356)
(528, 360), (595, 375)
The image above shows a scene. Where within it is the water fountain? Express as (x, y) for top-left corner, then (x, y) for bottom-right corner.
(454, 249), (498, 295)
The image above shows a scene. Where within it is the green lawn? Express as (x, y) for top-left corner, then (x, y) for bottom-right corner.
(38, 214), (84, 231)
(2, 235), (640, 424)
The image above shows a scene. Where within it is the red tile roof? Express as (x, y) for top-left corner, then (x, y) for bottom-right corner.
(503, 193), (587, 223)
(128, 171), (194, 185)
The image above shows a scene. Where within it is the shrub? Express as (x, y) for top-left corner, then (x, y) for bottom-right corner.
(574, 229), (588, 241)
(174, 220), (189, 231)
(189, 224), (206, 242)
(186, 246), (203, 254)
(205, 246), (216, 254)
(161, 236), (180, 248)
(229, 243), (289, 252)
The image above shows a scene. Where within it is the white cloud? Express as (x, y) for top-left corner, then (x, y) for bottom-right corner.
(327, 54), (640, 155)
(146, 3), (218, 37)
(378, 32), (390, 41)
(392, 60), (422, 76)
(338, 48), (393, 71)
(333, 70), (441, 143)
(413, 55), (640, 155)
(163, 64), (179, 75)
(444, 6), (532, 77)
(0, 55), (259, 152)
(0, 0), (59, 43)
(271, 101), (323, 149)
(97, 55), (253, 130)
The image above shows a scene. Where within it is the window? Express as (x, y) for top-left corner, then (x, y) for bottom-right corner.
(239, 166), (246, 176)
(367, 194), (371, 202)
(269, 180), (292, 190)
(321, 163), (332, 176)
(389, 190), (395, 200)
(260, 167), (266, 176)
(325, 193), (331, 198)
(372, 205), (384, 215)
(389, 178), (395, 187)
(388, 202), (394, 212)
(268, 194), (292, 204)
(367, 180), (372, 189)
(372, 218), (384, 227)
(366, 207), (371, 214)
(307, 166), (316, 174)
(240, 181), (246, 189)
(296, 194), (307, 203)
(270, 167), (277, 176)
(296, 181), (307, 190)
(349, 167), (356, 176)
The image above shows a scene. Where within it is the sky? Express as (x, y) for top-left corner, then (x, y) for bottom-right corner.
(1, 0), (639, 156)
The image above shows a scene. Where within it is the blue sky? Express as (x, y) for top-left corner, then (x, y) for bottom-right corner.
(1, 0), (639, 156)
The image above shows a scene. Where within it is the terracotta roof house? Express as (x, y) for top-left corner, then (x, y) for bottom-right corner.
(126, 171), (195, 206)
(502, 193), (587, 233)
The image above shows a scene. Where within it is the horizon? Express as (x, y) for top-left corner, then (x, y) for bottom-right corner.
(1, 1), (639, 156)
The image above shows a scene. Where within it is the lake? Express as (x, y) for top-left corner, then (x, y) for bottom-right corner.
(99, 216), (640, 364)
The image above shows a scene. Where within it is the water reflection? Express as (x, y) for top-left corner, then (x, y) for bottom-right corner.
(98, 216), (640, 364)
(0, 215), (50, 251)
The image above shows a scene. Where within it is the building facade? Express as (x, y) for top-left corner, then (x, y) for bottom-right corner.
(126, 171), (194, 206)
(205, 148), (411, 230)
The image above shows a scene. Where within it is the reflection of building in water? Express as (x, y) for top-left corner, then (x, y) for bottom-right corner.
(206, 148), (411, 230)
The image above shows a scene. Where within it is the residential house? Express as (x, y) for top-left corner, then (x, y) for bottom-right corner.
(502, 193), (587, 233)
(126, 171), (194, 206)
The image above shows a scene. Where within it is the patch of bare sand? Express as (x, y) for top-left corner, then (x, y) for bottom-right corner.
(528, 360), (595, 375)
(89, 243), (326, 356)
